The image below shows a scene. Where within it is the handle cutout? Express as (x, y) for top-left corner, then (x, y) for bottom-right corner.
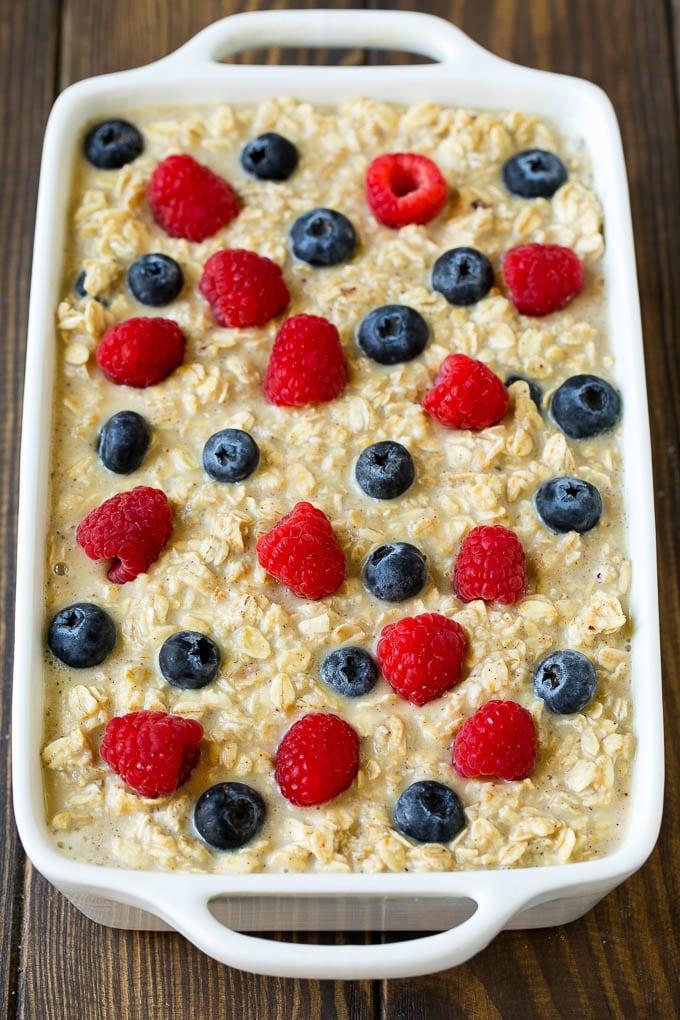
(220, 46), (435, 67)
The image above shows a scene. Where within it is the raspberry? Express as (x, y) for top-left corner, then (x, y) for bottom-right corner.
(100, 711), (203, 798)
(453, 525), (527, 605)
(503, 243), (584, 317)
(275, 713), (360, 806)
(256, 501), (345, 600)
(199, 249), (289, 328)
(422, 353), (509, 430)
(149, 154), (240, 242)
(376, 613), (467, 706)
(76, 486), (173, 583)
(453, 700), (537, 781)
(263, 314), (347, 407)
(96, 317), (184, 388)
(366, 153), (447, 228)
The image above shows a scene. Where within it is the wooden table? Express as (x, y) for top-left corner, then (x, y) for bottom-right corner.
(3, 1), (679, 1015)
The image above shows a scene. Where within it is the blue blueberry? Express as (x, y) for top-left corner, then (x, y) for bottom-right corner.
(74, 271), (108, 306)
(431, 247), (494, 306)
(355, 441), (415, 499)
(550, 374), (621, 439)
(83, 118), (143, 169)
(48, 603), (116, 668)
(394, 781), (466, 844)
(127, 253), (183, 306)
(290, 208), (357, 267)
(159, 631), (221, 690)
(502, 149), (568, 199)
(203, 429), (260, 482)
(534, 649), (597, 714)
(320, 647), (379, 698)
(357, 305), (429, 365)
(241, 132), (299, 181)
(193, 782), (266, 851)
(363, 542), (427, 602)
(505, 373), (543, 411)
(535, 476), (603, 534)
(97, 411), (151, 474)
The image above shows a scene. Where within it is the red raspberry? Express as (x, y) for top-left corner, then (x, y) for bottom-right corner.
(453, 700), (537, 781)
(366, 153), (447, 228)
(422, 353), (509, 430)
(100, 711), (203, 798)
(256, 501), (345, 600)
(503, 243), (584, 317)
(76, 486), (173, 584)
(275, 713), (360, 806)
(199, 248), (290, 328)
(96, 317), (184, 388)
(149, 154), (240, 242)
(263, 314), (347, 407)
(453, 525), (527, 605)
(376, 612), (467, 706)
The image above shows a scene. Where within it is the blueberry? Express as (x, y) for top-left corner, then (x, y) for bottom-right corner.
(534, 649), (597, 714)
(502, 149), (568, 199)
(356, 305), (429, 365)
(159, 631), (221, 690)
(535, 476), (603, 534)
(48, 603), (116, 668)
(394, 781), (466, 844)
(550, 374), (621, 439)
(320, 647), (379, 697)
(355, 441), (415, 500)
(97, 411), (151, 474)
(74, 270), (108, 306)
(83, 118), (143, 169)
(431, 247), (494, 306)
(290, 208), (357, 267)
(193, 782), (266, 851)
(363, 542), (427, 602)
(127, 253), (183, 306)
(241, 132), (299, 181)
(505, 373), (543, 411)
(203, 429), (260, 482)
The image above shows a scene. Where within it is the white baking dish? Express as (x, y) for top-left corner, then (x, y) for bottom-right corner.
(13, 9), (663, 980)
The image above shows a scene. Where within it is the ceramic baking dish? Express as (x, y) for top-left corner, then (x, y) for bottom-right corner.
(13, 8), (663, 980)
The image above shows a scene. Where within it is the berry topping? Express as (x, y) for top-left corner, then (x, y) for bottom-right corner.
(96, 317), (184, 388)
(355, 441), (415, 500)
(240, 132), (299, 181)
(256, 501), (345, 600)
(47, 603), (116, 668)
(431, 247), (494, 306)
(159, 631), (221, 690)
(394, 781), (466, 844)
(550, 374), (621, 438)
(503, 243), (584, 317)
(97, 410), (151, 474)
(275, 713), (360, 806)
(356, 304), (429, 365)
(74, 270), (107, 305)
(290, 208), (357, 267)
(502, 149), (568, 199)
(149, 154), (240, 242)
(203, 428), (260, 482)
(263, 314), (347, 407)
(534, 649), (597, 714)
(453, 525), (527, 605)
(199, 248), (289, 328)
(366, 153), (447, 228)
(377, 613), (467, 706)
(422, 353), (509, 430)
(363, 542), (427, 602)
(534, 476), (603, 534)
(193, 782), (266, 851)
(320, 647), (379, 698)
(83, 119), (143, 169)
(505, 373), (543, 410)
(127, 253), (184, 306)
(76, 486), (173, 584)
(100, 711), (203, 798)
(453, 700), (537, 781)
